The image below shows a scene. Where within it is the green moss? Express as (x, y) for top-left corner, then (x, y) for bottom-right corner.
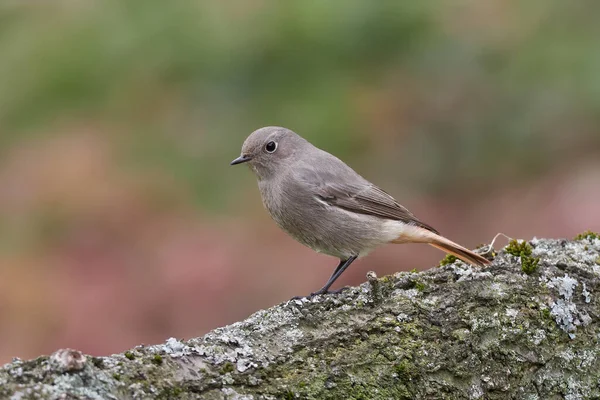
(595, 257), (600, 265)
(505, 239), (532, 257)
(414, 281), (426, 292)
(505, 239), (539, 275)
(220, 361), (235, 374)
(409, 268), (418, 273)
(112, 373), (121, 381)
(439, 254), (457, 266)
(574, 230), (599, 241)
(394, 359), (417, 380)
(152, 354), (163, 365)
(266, 318), (432, 399)
(540, 308), (552, 321)
(124, 351), (135, 360)
(283, 389), (295, 399)
(521, 256), (539, 275)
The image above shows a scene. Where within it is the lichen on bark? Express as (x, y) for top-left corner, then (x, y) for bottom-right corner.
(1, 237), (599, 399)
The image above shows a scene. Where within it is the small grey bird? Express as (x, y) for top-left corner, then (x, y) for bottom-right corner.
(231, 126), (490, 297)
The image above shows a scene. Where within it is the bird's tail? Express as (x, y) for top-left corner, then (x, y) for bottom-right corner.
(392, 227), (490, 267)
(428, 236), (490, 267)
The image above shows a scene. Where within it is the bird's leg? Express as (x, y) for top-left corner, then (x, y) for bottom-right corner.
(314, 256), (357, 294)
(310, 255), (358, 296)
(291, 256), (359, 300)
(308, 259), (345, 294)
(328, 259), (347, 281)
(290, 260), (345, 300)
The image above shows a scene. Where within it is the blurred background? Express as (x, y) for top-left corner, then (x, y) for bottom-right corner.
(1, 0), (599, 364)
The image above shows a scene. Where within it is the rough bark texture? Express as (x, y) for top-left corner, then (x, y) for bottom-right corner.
(2, 236), (600, 400)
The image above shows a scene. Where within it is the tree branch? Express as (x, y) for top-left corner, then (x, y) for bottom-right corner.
(2, 237), (600, 399)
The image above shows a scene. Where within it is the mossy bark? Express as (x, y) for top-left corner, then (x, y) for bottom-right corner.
(2, 237), (600, 399)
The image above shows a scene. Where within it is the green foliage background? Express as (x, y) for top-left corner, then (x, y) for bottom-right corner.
(3, 1), (598, 208)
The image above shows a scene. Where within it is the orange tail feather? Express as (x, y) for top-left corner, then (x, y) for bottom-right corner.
(392, 227), (490, 267)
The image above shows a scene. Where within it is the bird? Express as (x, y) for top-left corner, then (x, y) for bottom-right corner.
(230, 126), (490, 297)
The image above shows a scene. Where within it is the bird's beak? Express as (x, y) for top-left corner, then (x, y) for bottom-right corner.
(230, 155), (252, 165)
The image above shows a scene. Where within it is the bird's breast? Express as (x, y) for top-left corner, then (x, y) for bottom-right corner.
(258, 180), (327, 242)
(257, 177), (395, 259)
(259, 180), (317, 229)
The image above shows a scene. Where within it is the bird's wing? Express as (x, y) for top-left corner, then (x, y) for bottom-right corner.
(296, 166), (439, 234)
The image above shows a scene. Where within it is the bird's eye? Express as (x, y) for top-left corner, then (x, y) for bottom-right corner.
(265, 141), (277, 153)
